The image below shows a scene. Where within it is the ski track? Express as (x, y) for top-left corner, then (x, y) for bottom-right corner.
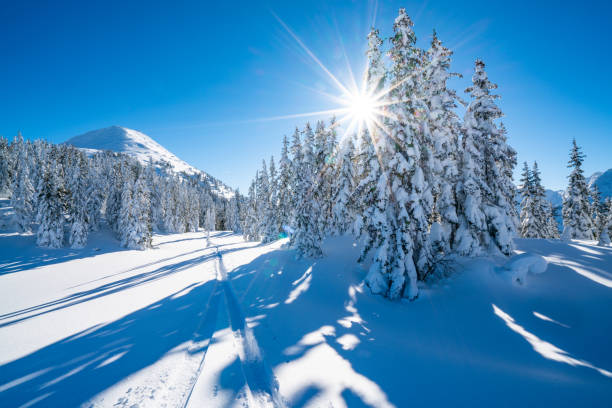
(183, 241), (284, 408)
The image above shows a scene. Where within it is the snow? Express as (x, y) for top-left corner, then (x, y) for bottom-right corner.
(1, 217), (612, 406)
(500, 252), (548, 284)
(64, 126), (234, 199)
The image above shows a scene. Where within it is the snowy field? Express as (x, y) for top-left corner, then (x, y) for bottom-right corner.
(1, 227), (612, 407)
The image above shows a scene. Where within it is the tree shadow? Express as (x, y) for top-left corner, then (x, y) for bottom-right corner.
(0, 244), (247, 328)
(0, 279), (219, 407)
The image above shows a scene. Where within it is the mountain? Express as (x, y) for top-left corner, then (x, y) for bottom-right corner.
(588, 168), (612, 199)
(65, 126), (233, 198)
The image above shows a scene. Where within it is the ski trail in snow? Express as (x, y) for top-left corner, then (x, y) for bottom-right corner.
(214, 242), (285, 408)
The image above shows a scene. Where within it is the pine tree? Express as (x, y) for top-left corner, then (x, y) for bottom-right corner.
(118, 170), (152, 250)
(598, 198), (611, 246)
(66, 151), (89, 248)
(562, 140), (595, 240)
(361, 8), (425, 299)
(519, 161), (536, 237)
(0, 136), (11, 196)
(36, 161), (65, 248)
(277, 135), (292, 236)
(11, 135), (35, 232)
(456, 59), (515, 256)
(290, 123), (323, 258)
(422, 30), (461, 255)
(520, 161), (556, 238)
(591, 184), (605, 240)
(262, 156), (279, 242)
(331, 136), (356, 235)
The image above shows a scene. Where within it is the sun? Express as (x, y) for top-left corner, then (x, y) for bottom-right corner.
(347, 92), (376, 125)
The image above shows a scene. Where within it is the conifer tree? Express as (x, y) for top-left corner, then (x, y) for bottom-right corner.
(36, 162), (65, 248)
(598, 198), (611, 246)
(331, 137), (356, 235)
(361, 8), (425, 299)
(562, 140), (595, 240)
(422, 30), (461, 255)
(66, 152), (89, 248)
(11, 136), (35, 232)
(277, 135), (292, 235)
(0, 136), (11, 196)
(456, 59), (515, 256)
(119, 170), (152, 250)
(290, 123), (323, 258)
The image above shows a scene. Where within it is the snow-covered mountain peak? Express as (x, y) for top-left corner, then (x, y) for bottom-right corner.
(65, 126), (234, 198)
(65, 126), (198, 175)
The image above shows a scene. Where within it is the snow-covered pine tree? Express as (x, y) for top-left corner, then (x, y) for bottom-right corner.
(456, 59), (515, 256)
(66, 151), (89, 248)
(204, 195), (216, 245)
(84, 153), (106, 231)
(422, 30), (461, 256)
(10, 134), (35, 232)
(591, 184), (605, 241)
(243, 178), (259, 241)
(352, 27), (384, 237)
(277, 135), (292, 235)
(497, 122), (519, 229)
(256, 159), (270, 239)
(118, 169), (152, 250)
(598, 198), (612, 246)
(562, 139), (595, 240)
(227, 189), (242, 233)
(106, 160), (126, 233)
(520, 161), (556, 239)
(262, 156), (279, 242)
(331, 136), (356, 235)
(290, 123), (323, 258)
(0, 136), (12, 196)
(361, 8), (426, 299)
(289, 127), (303, 225)
(519, 161), (536, 237)
(36, 161), (65, 248)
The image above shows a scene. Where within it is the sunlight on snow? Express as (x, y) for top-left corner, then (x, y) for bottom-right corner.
(532, 312), (570, 328)
(276, 333), (394, 408)
(493, 304), (612, 378)
(544, 256), (612, 288)
(336, 334), (360, 351)
(285, 266), (313, 304)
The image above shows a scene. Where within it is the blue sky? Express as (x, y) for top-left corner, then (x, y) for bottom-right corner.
(1, 0), (610, 192)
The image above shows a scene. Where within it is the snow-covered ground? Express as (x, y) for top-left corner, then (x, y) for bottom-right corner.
(1, 225), (611, 406)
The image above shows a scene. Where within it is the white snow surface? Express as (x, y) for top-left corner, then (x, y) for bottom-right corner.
(65, 126), (234, 198)
(500, 252), (548, 284)
(1, 217), (611, 406)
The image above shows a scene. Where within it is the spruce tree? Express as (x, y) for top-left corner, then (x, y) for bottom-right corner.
(66, 152), (89, 248)
(456, 59), (515, 256)
(11, 136), (35, 232)
(119, 171), (152, 250)
(277, 135), (292, 236)
(36, 162), (65, 248)
(422, 30), (461, 255)
(562, 140), (595, 240)
(331, 136), (356, 235)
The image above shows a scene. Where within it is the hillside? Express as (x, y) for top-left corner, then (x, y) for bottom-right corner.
(65, 126), (234, 198)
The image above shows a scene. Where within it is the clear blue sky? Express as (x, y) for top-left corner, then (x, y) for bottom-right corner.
(1, 0), (610, 192)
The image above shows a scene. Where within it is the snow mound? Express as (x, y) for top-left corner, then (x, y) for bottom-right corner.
(501, 253), (548, 285)
(65, 126), (234, 198)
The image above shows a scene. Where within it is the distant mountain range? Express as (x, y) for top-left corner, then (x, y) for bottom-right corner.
(65, 126), (234, 199)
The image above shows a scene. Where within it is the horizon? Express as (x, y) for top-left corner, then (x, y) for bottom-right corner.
(1, 0), (611, 192)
